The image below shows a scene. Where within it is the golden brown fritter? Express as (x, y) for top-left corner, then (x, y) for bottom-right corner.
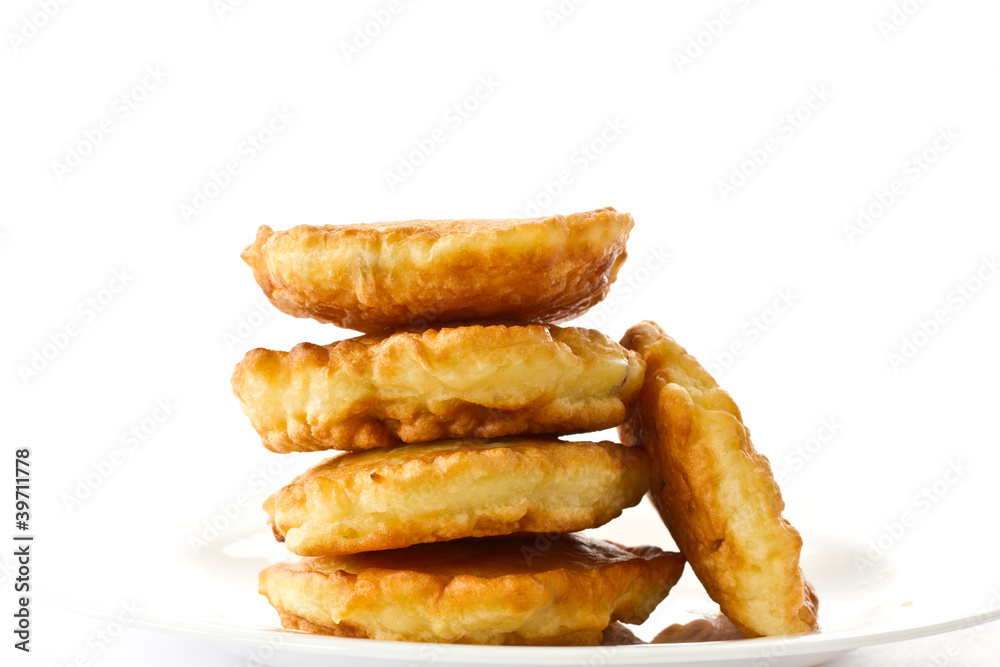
(264, 437), (652, 556)
(259, 534), (685, 645)
(232, 323), (645, 453)
(241, 208), (633, 333)
(618, 321), (818, 638)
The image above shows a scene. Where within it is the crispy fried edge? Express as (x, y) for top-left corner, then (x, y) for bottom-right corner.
(619, 320), (818, 638)
(240, 208), (633, 332)
(258, 538), (685, 645)
(263, 438), (653, 555)
(231, 324), (646, 453)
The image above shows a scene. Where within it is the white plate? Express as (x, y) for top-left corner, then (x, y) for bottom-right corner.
(40, 508), (1000, 667)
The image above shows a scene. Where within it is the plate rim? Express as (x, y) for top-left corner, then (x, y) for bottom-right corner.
(43, 588), (1000, 665)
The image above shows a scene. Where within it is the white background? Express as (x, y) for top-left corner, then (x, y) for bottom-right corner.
(3, 0), (999, 665)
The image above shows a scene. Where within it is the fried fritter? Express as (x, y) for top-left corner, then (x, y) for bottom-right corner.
(259, 534), (685, 645)
(232, 323), (645, 453)
(618, 321), (818, 638)
(264, 437), (651, 556)
(241, 208), (633, 333)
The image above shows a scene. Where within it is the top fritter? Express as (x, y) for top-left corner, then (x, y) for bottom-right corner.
(241, 207), (632, 332)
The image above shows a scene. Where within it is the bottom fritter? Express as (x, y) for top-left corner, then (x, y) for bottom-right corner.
(259, 533), (685, 645)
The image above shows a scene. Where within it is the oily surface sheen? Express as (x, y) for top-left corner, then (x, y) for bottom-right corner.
(241, 207), (633, 332)
(618, 320), (818, 638)
(263, 437), (652, 556)
(232, 323), (645, 452)
(259, 534), (685, 645)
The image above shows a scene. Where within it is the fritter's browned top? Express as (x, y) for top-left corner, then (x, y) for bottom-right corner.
(263, 437), (652, 556)
(259, 534), (684, 645)
(232, 323), (645, 453)
(241, 207), (632, 332)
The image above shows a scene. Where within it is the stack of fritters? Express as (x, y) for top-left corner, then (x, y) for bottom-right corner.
(230, 207), (818, 645)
